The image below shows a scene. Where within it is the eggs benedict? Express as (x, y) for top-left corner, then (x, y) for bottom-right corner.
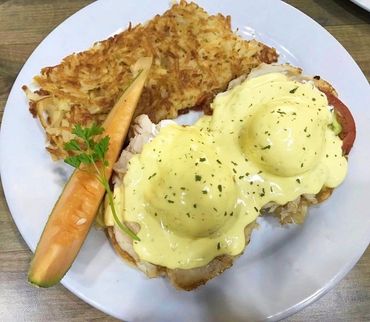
(104, 63), (356, 290)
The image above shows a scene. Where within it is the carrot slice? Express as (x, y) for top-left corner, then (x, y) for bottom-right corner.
(28, 57), (152, 287)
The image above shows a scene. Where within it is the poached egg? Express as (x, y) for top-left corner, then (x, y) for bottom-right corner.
(108, 66), (347, 270)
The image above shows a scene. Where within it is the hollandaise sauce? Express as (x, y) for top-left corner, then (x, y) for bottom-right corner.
(120, 73), (347, 269)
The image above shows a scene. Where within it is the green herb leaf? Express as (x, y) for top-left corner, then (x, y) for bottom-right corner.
(64, 156), (81, 168)
(88, 123), (104, 137)
(64, 139), (81, 152)
(93, 135), (110, 162)
(79, 153), (93, 165)
(72, 124), (86, 140)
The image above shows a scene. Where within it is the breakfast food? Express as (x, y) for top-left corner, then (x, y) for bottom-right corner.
(28, 58), (152, 287)
(104, 63), (355, 290)
(23, 0), (356, 291)
(22, 0), (277, 160)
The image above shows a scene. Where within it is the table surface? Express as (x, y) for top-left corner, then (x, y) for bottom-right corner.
(0, 0), (369, 321)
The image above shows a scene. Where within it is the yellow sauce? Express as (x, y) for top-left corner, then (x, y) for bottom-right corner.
(118, 73), (347, 269)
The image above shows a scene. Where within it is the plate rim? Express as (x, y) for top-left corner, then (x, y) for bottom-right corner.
(1, 0), (369, 321)
(350, 0), (370, 12)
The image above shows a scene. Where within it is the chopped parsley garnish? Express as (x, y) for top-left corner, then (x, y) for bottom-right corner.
(289, 87), (298, 94)
(148, 173), (157, 180)
(260, 188), (265, 197)
(261, 145), (271, 150)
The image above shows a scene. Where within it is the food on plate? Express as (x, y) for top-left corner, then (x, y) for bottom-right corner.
(28, 58), (152, 287)
(22, 0), (277, 160)
(104, 63), (355, 290)
(23, 0), (356, 291)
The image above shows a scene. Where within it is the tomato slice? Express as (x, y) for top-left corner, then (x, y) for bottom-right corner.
(320, 90), (356, 155)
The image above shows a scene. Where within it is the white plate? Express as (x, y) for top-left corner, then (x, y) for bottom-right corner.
(1, 1), (369, 321)
(350, 0), (370, 11)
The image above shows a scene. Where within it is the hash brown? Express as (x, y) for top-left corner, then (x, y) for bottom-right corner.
(23, 1), (277, 160)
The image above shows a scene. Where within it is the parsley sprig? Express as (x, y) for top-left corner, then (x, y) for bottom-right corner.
(64, 124), (140, 241)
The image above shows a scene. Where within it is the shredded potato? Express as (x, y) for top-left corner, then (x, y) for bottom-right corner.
(23, 1), (277, 160)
